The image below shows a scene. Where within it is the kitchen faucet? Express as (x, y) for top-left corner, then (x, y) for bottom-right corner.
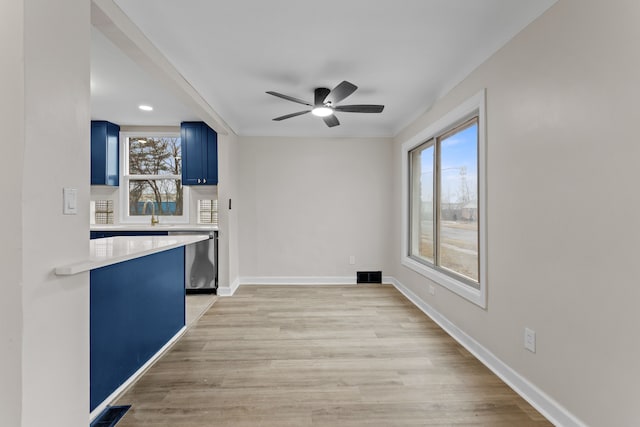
(143, 200), (159, 226)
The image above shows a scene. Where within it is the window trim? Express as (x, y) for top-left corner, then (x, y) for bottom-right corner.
(401, 90), (487, 308)
(119, 131), (190, 225)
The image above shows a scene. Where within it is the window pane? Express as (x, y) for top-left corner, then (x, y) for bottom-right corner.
(410, 142), (434, 263)
(129, 179), (184, 216)
(438, 121), (479, 282)
(128, 137), (181, 176)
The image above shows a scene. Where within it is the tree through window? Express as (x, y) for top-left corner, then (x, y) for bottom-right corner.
(122, 134), (188, 222)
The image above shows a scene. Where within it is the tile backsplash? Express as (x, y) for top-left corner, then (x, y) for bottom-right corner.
(90, 185), (217, 225)
(93, 200), (114, 224)
(197, 199), (218, 226)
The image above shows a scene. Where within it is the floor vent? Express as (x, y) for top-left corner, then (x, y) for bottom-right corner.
(357, 271), (382, 284)
(90, 405), (131, 427)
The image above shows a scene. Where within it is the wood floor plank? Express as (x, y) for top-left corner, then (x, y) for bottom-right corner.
(115, 285), (552, 426)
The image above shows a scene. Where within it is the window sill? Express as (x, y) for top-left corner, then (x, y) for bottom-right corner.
(119, 219), (190, 225)
(401, 256), (486, 308)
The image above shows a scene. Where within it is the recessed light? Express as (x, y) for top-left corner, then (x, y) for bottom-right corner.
(138, 105), (153, 111)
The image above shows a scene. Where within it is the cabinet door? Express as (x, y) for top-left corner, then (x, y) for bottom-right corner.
(181, 122), (206, 185)
(181, 121), (218, 186)
(91, 121), (120, 186)
(204, 125), (218, 185)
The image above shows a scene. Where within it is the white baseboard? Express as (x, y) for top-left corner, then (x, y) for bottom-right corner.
(217, 276), (240, 296)
(388, 277), (586, 427)
(220, 276), (396, 296)
(89, 326), (187, 422)
(239, 276), (357, 285)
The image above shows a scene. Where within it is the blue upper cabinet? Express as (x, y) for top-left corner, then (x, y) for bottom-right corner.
(91, 121), (120, 186)
(205, 125), (219, 184)
(181, 121), (218, 185)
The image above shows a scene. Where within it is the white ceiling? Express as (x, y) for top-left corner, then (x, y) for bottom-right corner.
(92, 0), (557, 137)
(91, 27), (200, 126)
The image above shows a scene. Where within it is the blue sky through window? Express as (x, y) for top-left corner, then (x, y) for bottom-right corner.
(421, 122), (478, 204)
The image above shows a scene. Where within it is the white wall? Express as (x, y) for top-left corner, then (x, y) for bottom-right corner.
(227, 134), (240, 286)
(238, 136), (393, 280)
(0, 1), (25, 425)
(217, 132), (240, 293)
(20, 1), (91, 426)
(391, 1), (640, 425)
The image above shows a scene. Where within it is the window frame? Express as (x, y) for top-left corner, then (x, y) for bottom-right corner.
(401, 90), (487, 308)
(119, 131), (190, 225)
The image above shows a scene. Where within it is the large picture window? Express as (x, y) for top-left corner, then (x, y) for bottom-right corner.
(402, 91), (486, 307)
(410, 117), (479, 284)
(120, 132), (189, 224)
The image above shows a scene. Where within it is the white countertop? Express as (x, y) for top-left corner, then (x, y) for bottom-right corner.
(55, 235), (209, 276)
(90, 224), (217, 232)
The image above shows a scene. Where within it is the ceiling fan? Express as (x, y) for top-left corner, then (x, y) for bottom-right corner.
(266, 80), (384, 128)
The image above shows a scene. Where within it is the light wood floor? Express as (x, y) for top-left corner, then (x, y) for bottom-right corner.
(115, 285), (552, 426)
(186, 294), (217, 327)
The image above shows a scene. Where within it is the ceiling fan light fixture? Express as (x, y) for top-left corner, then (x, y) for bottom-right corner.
(311, 106), (333, 117)
(267, 81), (384, 127)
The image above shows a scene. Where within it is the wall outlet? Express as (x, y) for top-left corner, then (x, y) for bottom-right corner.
(524, 328), (536, 353)
(428, 284), (436, 295)
(349, 255), (356, 265)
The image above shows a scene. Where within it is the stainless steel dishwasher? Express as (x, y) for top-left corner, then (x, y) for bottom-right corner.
(168, 230), (218, 294)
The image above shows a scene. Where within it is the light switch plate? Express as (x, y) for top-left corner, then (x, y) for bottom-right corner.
(63, 188), (78, 215)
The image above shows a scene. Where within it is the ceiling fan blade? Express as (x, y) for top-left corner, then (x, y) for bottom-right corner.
(266, 91), (312, 106)
(273, 110), (311, 121)
(314, 88), (331, 106)
(334, 104), (385, 113)
(323, 115), (340, 127)
(326, 81), (358, 104)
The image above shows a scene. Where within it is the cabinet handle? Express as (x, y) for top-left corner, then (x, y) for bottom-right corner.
(197, 179), (201, 184)
(203, 178), (206, 184)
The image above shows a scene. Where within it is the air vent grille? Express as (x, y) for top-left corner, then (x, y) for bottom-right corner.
(357, 271), (382, 284)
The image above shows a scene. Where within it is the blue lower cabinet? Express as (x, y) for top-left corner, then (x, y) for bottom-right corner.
(90, 247), (185, 412)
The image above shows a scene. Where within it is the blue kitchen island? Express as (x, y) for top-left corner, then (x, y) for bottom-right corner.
(55, 234), (208, 419)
